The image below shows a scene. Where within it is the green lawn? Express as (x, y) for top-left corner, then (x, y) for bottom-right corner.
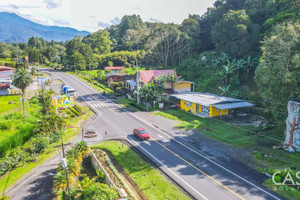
(154, 109), (300, 199)
(0, 95), (21, 115)
(92, 141), (190, 200)
(0, 106), (94, 193)
(154, 109), (263, 148)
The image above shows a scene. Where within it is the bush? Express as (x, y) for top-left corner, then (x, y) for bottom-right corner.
(74, 105), (84, 114)
(49, 131), (63, 143)
(69, 107), (81, 116)
(28, 135), (50, 154)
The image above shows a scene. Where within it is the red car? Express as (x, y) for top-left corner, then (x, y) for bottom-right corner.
(133, 128), (150, 140)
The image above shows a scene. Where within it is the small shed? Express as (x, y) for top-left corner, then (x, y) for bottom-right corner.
(104, 66), (124, 76)
(174, 81), (194, 93)
(171, 92), (254, 118)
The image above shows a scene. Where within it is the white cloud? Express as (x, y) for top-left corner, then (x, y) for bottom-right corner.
(44, 0), (63, 9)
(0, 0), (215, 32)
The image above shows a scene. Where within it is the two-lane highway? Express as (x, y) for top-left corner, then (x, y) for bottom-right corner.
(51, 71), (284, 200)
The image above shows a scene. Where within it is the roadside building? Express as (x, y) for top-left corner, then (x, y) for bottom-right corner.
(104, 66), (124, 76)
(0, 66), (14, 96)
(171, 92), (253, 118)
(137, 70), (178, 93)
(125, 80), (137, 91)
(174, 81), (194, 93)
(107, 74), (136, 87)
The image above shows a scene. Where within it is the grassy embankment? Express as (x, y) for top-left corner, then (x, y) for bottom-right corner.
(66, 70), (113, 93)
(154, 109), (300, 200)
(0, 104), (94, 194)
(92, 141), (190, 200)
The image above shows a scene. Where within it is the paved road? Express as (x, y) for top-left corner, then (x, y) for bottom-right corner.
(47, 71), (284, 200)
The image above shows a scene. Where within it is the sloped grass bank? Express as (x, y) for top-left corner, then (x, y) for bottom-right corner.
(92, 141), (190, 200)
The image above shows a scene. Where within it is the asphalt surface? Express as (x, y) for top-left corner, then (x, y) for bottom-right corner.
(5, 70), (284, 200)
(48, 71), (284, 200)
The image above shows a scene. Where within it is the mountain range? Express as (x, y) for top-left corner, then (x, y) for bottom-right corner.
(0, 12), (90, 43)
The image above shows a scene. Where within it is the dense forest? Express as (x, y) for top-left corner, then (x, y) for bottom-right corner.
(0, 0), (299, 121)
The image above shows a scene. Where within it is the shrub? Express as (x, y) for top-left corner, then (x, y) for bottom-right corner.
(68, 107), (81, 116)
(49, 131), (63, 143)
(28, 135), (50, 154)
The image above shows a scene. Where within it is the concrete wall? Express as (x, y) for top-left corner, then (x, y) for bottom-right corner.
(89, 151), (116, 188)
(209, 106), (229, 117)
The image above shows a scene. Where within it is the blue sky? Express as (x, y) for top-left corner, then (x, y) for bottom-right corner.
(0, 0), (215, 32)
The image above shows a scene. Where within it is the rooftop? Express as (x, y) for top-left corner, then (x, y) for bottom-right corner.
(105, 66), (124, 70)
(139, 70), (177, 84)
(171, 92), (254, 108)
(0, 66), (14, 71)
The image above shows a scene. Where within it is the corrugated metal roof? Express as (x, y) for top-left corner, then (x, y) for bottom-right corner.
(171, 93), (243, 106)
(214, 102), (254, 109)
(139, 70), (177, 84)
(0, 66), (14, 71)
(104, 66), (124, 70)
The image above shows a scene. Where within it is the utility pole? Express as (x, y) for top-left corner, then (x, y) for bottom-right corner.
(54, 139), (71, 199)
(16, 50), (19, 64)
(136, 59), (140, 104)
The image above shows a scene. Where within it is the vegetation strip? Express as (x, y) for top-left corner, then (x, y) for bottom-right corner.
(92, 140), (190, 200)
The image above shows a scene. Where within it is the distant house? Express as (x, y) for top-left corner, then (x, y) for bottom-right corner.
(107, 74), (136, 87)
(137, 70), (177, 93)
(171, 92), (254, 118)
(0, 66), (14, 96)
(138, 70), (177, 86)
(104, 66), (124, 76)
(137, 70), (194, 94)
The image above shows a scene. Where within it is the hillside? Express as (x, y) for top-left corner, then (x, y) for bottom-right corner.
(0, 12), (89, 42)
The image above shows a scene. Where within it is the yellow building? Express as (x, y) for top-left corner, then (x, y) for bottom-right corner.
(172, 93), (253, 118)
(174, 81), (194, 93)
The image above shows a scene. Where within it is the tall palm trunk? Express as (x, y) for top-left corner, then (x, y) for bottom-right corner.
(22, 90), (25, 117)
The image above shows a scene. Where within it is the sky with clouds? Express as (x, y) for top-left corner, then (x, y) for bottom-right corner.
(0, 0), (215, 32)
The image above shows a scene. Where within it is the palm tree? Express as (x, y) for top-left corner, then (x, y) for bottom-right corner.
(13, 68), (33, 116)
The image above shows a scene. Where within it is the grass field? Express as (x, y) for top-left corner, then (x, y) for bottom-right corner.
(0, 95), (21, 115)
(154, 109), (300, 199)
(92, 141), (190, 200)
(154, 109), (264, 148)
(0, 106), (94, 193)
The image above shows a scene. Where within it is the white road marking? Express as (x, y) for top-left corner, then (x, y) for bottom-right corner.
(143, 141), (151, 145)
(128, 136), (208, 200)
(157, 134), (169, 143)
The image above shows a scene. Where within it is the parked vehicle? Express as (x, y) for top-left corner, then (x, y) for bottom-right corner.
(61, 84), (76, 96)
(133, 128), (150, 140)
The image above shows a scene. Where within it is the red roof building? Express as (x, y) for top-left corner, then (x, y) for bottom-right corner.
(104, 66), (124, 70)
(0, 83), (10, 89)
(0, 66), (14, 71)
(138, 70), (177, 85)
(104, 66), (125, 76)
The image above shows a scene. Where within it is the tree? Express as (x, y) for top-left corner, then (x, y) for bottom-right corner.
(211, 9), (260, 58)
(145, 24), (188, 67)
(12, 68), (33, 116)
(255, 20), (300, 120)
(83, 30), (112, 54)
